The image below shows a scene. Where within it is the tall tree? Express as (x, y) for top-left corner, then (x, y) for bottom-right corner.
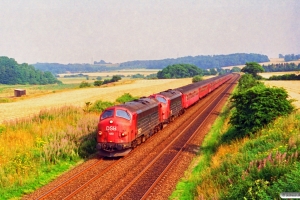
(241, 62), (264, 78)
(0, 56), (61, 85)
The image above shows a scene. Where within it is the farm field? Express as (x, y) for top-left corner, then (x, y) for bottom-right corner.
(264, 80), (300, 109)
(259, 71), (300, 79)
(0, 78), (191, 123)
(222, 58), (300, 70)
(1, 75), (300, 123)
(55, 69), (160, 84)
(58, 69), (159, 77)
(57, 69), (159, 77)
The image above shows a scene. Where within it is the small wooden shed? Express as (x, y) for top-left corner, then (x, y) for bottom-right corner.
(14, 89), (26, 97)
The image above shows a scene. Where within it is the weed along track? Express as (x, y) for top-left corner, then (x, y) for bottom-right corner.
(25, 74), (239, 200)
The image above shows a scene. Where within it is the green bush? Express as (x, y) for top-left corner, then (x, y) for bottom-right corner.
(192, 75), (203, 83)
(131, 73), (145, 79)
(116, 93), (138, 104)
(111, 75), (122, 82)
(230, 84), (294, 136)
(89, 100), (114, 113)
(79, 81), (91, 88)
(237, 74), (263, 92)
(94, 80), (103, 86)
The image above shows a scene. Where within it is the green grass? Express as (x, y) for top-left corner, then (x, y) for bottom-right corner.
(170, 108), (300, 199)
(0, 160), (81, 200)
(170, 102), (232, 199)
(0, 106), (99, 199)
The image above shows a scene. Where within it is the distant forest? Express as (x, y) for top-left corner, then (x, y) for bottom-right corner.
(0, 56), (61, 85)
(262, 63), (300, 72)
(33, 53), (269, 75)
(279, 54), (300, 62)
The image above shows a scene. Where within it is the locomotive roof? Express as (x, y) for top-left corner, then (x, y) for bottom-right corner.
(155, 89), (182, 99)
(116, 97), (159, 114)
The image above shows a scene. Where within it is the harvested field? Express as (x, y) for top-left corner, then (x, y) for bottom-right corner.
(222, 58), (300, 70)
(58, 69), (159, 78)
(259, 71), (300, 79)
(0, 79), (191, 123)
(2, 77), (299, 123)
(264, 80), (300, 109)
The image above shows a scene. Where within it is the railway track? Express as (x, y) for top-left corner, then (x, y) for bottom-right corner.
(26, 74), (239, 200)
(34, 158), (118, 200)
(113, 74), (239, 199)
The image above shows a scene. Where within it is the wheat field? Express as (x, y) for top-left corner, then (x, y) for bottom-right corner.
(1, 77), (300, 123)
(0, 79), (192, 123)
(264, 80), (300, 109)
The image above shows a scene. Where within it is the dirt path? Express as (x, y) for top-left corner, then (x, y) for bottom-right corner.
(0, 79), (191, 123)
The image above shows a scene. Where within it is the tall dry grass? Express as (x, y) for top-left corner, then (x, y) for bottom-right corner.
(0, 106), (98, 190)
(194, 111), (300, 199)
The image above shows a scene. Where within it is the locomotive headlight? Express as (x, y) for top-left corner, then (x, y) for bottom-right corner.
(121, 132), (127, 137)
(98, 131), (102, 136)
(109, 120), (113, 124)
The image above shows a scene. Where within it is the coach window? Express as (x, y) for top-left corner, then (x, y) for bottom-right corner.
(101, 110), (114, 120)
(116, 109), (131, 120)
(155, 96), (167, 104)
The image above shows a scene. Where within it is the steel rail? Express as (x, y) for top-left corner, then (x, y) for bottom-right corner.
(140, 74), (239, 199)
(63, 158), (122, 200)
(36, 159), (103, 200)
(113, 75), (238, 199)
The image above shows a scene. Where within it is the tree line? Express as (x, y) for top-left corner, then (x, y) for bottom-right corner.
(279, 54), (300, 62)
(0, 56), (61, 85)
(157, 64), (238, 79)
(33, 53), (269, 75)
(120, 53), (269, 69)
(262, 63), (300, 72)
(157, 64), (203, 79)
(269, 74), (300, 80)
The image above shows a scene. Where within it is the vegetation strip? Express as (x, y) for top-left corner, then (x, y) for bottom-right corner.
(171, 65), (299, 199)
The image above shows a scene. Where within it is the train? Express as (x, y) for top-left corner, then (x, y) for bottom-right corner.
(96, 73), (233, 157)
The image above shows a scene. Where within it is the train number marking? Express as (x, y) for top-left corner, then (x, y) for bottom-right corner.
(106, 126), (117, 131)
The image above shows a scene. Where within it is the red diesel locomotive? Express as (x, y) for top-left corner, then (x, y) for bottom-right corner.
(97, 74), (233, 157)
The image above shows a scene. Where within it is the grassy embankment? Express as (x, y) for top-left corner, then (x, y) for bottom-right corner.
(170, 101), (300, 199)
(0, 106), (99, 199)
(0, 90), (135, 199)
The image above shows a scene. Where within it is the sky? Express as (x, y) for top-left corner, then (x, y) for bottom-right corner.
(0, 0), (299, 64)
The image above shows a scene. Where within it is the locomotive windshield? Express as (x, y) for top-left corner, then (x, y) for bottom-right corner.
(155, 96), (167, 104)
(101, 110), (114, 120)
(116, 109), (131, 120)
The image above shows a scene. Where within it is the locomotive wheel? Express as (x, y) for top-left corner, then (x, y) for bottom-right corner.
(160, 123), (163, 130)
(137, 137), (142, 145)
(132, 140), (137, 148)
(142, 135), (146, 143)
(150, 129), (154, 136)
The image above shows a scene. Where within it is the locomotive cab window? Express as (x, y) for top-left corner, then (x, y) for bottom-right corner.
(116, 109), (131, 120)
(101, 110), (114, 120)
(155, 96), (167, 104)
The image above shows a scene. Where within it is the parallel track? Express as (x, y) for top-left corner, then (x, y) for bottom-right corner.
(35, 158), (119, 199)
(113, 74), (239, 199)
